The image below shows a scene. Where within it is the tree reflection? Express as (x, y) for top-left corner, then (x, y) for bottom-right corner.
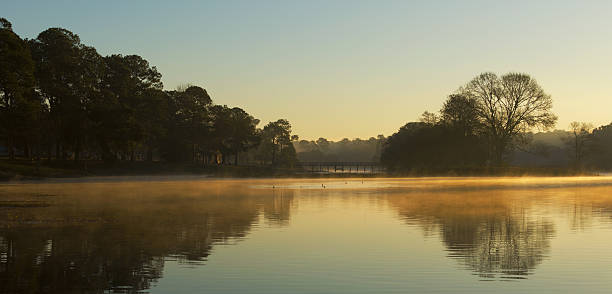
(555, 186), (612, 231)
(387, 190), (555, 279)
(0, 180), (293, 293)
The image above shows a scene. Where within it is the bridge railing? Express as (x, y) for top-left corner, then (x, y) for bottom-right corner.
(298, 162), (385, 174)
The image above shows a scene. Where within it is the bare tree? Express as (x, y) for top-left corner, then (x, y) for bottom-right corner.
(564, 121), (593, 168)
(459, 72), (557, 165)
(419, 111), (439, 125)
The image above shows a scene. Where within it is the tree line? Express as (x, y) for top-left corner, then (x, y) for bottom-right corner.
(381, 72), (558, 171)
(559, 122), (612, 170)
(5, 17), (611, 173)
(381, 71), (612, 172)
(294, 136), (386, 162)
(0, 18), (298, 167)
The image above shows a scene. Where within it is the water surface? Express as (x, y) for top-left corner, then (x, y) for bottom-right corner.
(1, 177), (612, 293)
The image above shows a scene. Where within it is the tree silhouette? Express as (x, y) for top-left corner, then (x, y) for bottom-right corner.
(225, 107), (260, 165)
(586, 123), (612, 170)
(0, 21), (280, 166)
(563, 122), (593, 169)
(459, 72), (557, 165)
(164, 85), (212, 162)
(29, 28), (103, 161)
(0, 18), (37, 160)
(381, 121), (486, 171)
(258, 119), (297, 166)
(440, 94), (480, 137)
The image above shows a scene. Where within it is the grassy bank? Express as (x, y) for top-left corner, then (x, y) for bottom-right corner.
(0, 160), (305, 181)
(0, 160), (384, 181)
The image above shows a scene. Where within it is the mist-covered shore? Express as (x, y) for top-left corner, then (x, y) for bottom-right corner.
(0, 159), (597, 182)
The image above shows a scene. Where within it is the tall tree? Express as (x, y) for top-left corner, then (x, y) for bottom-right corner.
(258, 119), (297, 166)
(162, 85), (211, 162)
(563, 122), (593, 169)
(98, 54), (163, 161)
(140, 88), (169, 161)
(225, 107), (260, 165)
(440, 94), (480, 136)
(0, 18), (37, 160)
(459, 72), (557, 165)
(29, 28), (103, 160)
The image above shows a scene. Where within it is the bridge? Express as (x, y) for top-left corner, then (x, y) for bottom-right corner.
(299, 162), (385, 174)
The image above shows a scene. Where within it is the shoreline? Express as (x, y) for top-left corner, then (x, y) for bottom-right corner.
(0, 160), (599, 182)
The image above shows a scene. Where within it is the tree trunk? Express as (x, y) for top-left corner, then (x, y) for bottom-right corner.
(574, 133), (579, 168)
(24, 142), (30, 160)
(55, 140), (60, 160)
(74, 138), (80, 162)
(60, 144), (66, 160)
(147, 148), (153, 162)
(494, 141), (505, 167)
(7, 135), (14, 161)
(35, 142), (40, 161)
(192, 144), (196, 163)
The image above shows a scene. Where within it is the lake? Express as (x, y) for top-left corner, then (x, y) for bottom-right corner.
(1, 176), (612, 293)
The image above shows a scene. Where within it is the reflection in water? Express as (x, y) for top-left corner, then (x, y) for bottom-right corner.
(452, 217), (554, 279)
(0, 181), (293, 293)
(560, 186), (612, 231)
(1, 178), (612, 293)
(387, 190), (555, 279)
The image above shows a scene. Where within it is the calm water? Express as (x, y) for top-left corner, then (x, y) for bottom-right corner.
(1, 177), (612, 293)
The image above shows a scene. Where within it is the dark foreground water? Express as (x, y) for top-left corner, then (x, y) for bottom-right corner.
(1, 177), (612, 293)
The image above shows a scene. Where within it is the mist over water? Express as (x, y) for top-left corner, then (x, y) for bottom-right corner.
(1, 177), (612, 293)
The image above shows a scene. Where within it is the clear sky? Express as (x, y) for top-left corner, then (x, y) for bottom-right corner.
(3, 0), (612, 140)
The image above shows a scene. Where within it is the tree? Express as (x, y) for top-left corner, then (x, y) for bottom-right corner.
(459, 72), (557, 165)
(419, 111), (439, 125)
(294, 136), (386, 162)
(98, 54), (164, 161)
(29, 28), (104, 160)
(0, 18), (12, 30)
(563, 122), (593, 169)
(0, 18), (38, 160)
(440, 94), (480, 136)
(381, 122), (485, 171)
(258, 119), (297, 166)
(163, 85), (212, 162)
(590, 123), (612, 170)
(3, 21), (273, 166)
(316, 137), (330, 152)
(139, 89), (169, 161)
(225, 107), (260, 165)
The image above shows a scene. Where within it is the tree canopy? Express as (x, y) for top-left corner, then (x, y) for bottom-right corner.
(460, 72), (557, 165)
(0, 20), (297, 166)
(0, 18), (37, 160)
(382, 72), (558, 171)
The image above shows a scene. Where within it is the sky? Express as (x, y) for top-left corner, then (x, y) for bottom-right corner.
(3, 0), (612, 140)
